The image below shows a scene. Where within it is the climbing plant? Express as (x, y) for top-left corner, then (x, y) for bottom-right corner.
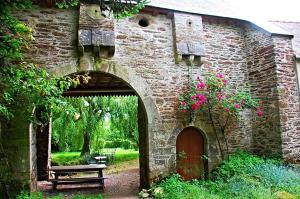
(0, 0), (148, 122)
(179, 66), (264, 159)
(0, 1), (86, 122)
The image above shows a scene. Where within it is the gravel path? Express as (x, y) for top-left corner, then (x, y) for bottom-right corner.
(102, 168), (139, 199)
(39, 159), (140, 199)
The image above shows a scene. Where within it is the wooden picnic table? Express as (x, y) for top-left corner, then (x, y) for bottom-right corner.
(49, 164), (107, 190)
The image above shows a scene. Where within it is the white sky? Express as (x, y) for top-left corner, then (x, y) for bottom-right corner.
(226, 0), (300, 22)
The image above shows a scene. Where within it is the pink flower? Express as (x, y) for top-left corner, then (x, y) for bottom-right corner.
(216, 73), (225, 78)
(256, 107), (263, 117)
(181, 101), (187, 106)
(196, 100), (203, 106)
(234, 104), (240, 109)
(191, 104), (198, 110)
(182, 109), (187, 113)
(191, 95), (196, 100)
(223, 79), (228, 85)
(225, 108), (230, 112)
(217, 93), (222, 101)
(197, 82), (205, 89)
(257, 110), (263, 117)
(198, 95), (206, 103)
(241, 100), (245, 105)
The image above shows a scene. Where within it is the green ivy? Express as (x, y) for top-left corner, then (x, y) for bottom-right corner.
(0, 0), (32, 64)
(0, 63), (89, 121)
(0, 0), (149, 122)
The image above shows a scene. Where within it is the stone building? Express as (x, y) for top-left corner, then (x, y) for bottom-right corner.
(271, 21), (300, 88)
(1, 0), (300, 193)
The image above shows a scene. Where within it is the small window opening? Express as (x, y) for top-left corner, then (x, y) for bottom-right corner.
(139, 17), (149, 27)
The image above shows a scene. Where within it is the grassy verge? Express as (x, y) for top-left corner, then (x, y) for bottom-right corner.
(147, 151), (300, 199)
(113, 148), (139, 164)
(51, 149), (139, 166)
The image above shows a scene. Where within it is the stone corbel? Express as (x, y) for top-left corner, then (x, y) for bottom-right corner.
(175, 42), (205, 65)
(78, 29), (91, 55)
(78, 4), (115, 59)
(78, 29), (115, 58)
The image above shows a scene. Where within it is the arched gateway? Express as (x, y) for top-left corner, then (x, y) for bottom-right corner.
(35, 71), (151, 190)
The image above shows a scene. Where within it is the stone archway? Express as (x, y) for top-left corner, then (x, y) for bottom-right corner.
(34, 68), (156, 190)
(64, 71), (151, 188)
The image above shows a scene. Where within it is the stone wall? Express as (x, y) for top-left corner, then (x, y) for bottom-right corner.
(202, 17), (253, 153)
(0, 111), (31, 197)
(5, 4), (299, 193)
(273, 36), (300, 162)
(112, 12), (189, 180)
(244, 24), (283, 156)
(16, 8), (79, 75)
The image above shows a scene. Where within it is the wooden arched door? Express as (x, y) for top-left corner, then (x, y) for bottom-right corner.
(176, 127), (205, 180)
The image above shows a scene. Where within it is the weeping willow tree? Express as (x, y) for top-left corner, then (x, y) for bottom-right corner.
(107, 97), (138, 149)
(52, 96), (138, 155)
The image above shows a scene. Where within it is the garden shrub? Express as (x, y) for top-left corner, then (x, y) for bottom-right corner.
(221, 175), (272, 198)
(212, 151), (264, 180)
(151, 151), (300, 199)
(247, 162), (300, 194)
(151, 174), (214, 199)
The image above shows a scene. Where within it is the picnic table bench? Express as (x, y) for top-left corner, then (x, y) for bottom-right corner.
(49, 164), (107, 190)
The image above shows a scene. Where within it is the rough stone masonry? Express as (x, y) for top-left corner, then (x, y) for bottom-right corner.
(1, 2), (299, 192)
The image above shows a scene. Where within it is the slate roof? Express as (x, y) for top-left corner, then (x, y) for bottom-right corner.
(147, 0), (292, 36)
(271, 21), (300, 58)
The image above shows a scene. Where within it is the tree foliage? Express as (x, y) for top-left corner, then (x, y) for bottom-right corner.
(0, 1), (91, 122)
(56, 0), (149, 19)
(52, 96), (138, 154)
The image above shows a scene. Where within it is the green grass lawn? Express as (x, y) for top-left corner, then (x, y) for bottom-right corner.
(51, 148), (139, 166)
(113, 148), (139, 164)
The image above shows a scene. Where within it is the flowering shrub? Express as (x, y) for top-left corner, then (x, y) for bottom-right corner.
(179, 67), (264, 159)
(180, 69), (262, 117)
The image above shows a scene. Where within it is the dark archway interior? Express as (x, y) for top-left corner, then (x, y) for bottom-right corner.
(36, 71), (149, 188)
(64, 72), (136, 97)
